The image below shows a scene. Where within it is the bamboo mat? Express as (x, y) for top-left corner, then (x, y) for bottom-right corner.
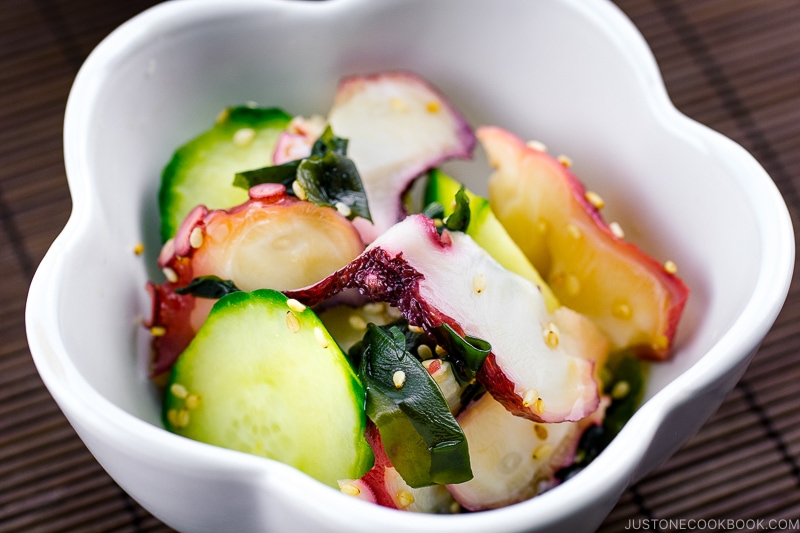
(2, 0), (799, 531)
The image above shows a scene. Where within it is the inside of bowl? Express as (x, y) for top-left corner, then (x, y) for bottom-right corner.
(59, 0), (762, 425)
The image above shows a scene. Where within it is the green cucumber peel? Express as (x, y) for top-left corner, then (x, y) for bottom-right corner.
(234, 126), (372, 222)
(358, 324), (472, 488)
(158, 106), (292, 242)
(421, 179), (471, 234)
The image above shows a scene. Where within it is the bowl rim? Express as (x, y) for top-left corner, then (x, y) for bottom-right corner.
(26, 0), (795, 529)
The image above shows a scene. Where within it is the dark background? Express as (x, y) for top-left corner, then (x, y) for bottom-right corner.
(2, 1), (799, 531)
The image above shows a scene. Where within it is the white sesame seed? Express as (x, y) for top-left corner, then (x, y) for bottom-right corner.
(557, 154), (573, 168)
(425, 101), (440, 113)
(522, 389), (539, 407)
(215, 108), (230, 124)
(150, 326), (167, 337)
(408, 325), (423, 333)
(565, 274), (580, 296)
(162, 267), (178, 283)
(189, 227), (204, 249)
(185, 394), (201, 410)
(526, 140), (548, 152)
(585, 190), (604, 209)
(362, 302), (386, 314)
(664, 260), (678, 275)
(393, 370), (406, 389)
(233, 127), (256, 147)
(335, 202), (352, 218)
(396, 490), (415, 508)
(609, 221), (625, 239)
(543, 322), (559, 349)
(535, 398), (546, 415)
(339, 481), (361, 497)
(417, 345), (433, 360)
(390, 98), (409, 112)
(133, 242), (145, 256)
(285, 312), (301, 334)
(286, 298), (306, 313)
(566, 224), (582, 240)
(314, 327), (329, 348)
(170, 383), (188, 399)
(533, 443), (553, 460)
(472, 273), (487, 294)
(435, 345), (448, 358)
(348, 314), (367, 331)
(612, 301), (632, 320)
(176, 408), (190, 428)
(611, 380), (631, 400)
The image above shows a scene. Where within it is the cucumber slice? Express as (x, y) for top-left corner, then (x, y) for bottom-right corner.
(163, 289), (373, 487)
(159, 106), (292, 241)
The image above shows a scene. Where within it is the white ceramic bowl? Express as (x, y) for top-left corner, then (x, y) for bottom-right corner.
(26, 0), (794, 531)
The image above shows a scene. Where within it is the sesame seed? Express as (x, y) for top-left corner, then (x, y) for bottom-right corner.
(664, 260), (678, 275)
(473, 273), (487, 294)
(585, 190), (604, 209)
(339, 481), (361, 497)
(185, 394), (201, 410)
(314, 327), (329, 348)
(522, 389), (539, 407)
(653, 334), (669, 351)
(396, 490), (415, 509)
(526, 140), (548, 152)
(611, 380), (631, 400)
(533, 424), (549, 441)
(133, 242), (145, 255)
(291, 180), (307, 200)
(170, 383), (188, 399)
(168, 408), (189, 428)
(609, 221), (625, 239)
(565, 274), (581, 296)
(390, 97), (409, 112)
(286, 298), (306, 313)
(612, 301), (632, 320)
(393, 370), (406, 389)
(566, 224), (582, 240)
(363, 302), (386, 314)
(215, 108), (230, 124)
(348, 314), (367, 331)
(449, 501), (462, 514)
(557, 154), (573, 168)
(435, 345), (448, 358)
(533, 443), (553, 461)
(425, 101), (440, 113)
(543, 322), (559, 349)
(335, 202), (351, 218)
(536, 220), (548, 234)
(535, 398), (546, 415)
(162, 267), (178, 283)
(285, 311), (301, 333)
(408, 325), (424, 333)
(150, 326), (167, 337)
(189, 227), (204, 249)
(417, 344), (433, 360)
(233, 127), (256, 147)
(386, 305), (403, 319)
